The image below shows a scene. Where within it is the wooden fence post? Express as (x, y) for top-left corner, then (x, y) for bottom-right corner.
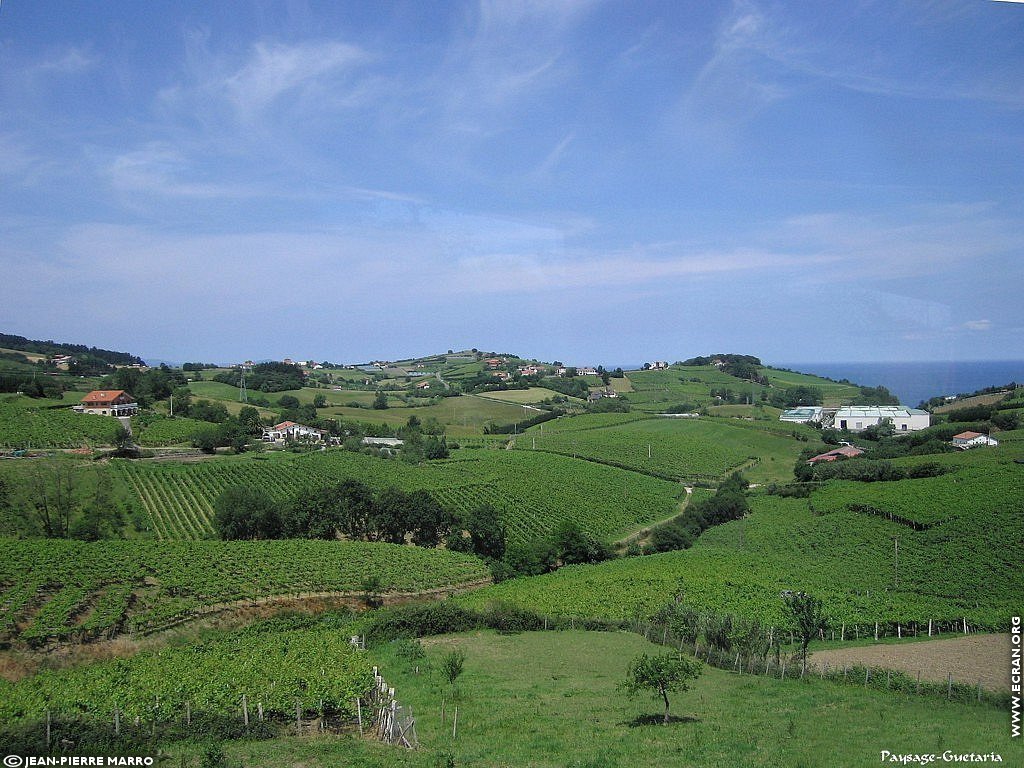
(947, 673), (952, 699)
(242, 694), (249, 727)
(356, 698), (362, 736)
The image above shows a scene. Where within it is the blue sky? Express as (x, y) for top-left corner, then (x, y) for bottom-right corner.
(2, 1), (1023, 365)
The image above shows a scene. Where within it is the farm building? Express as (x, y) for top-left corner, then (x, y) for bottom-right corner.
(361, 437), (404, 447)
(779, 406), (823, 424)
(833, 406), (930, 433)
(951, 431), (999, 449)
(72, 390), (139, 417)
(262, 421), (325, 443)
(807, 445), (864, 464)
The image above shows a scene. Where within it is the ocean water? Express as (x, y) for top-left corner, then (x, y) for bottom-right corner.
(774, 360), (1024, 408)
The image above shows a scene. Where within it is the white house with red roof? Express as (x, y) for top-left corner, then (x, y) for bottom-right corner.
(262, 420), (325, 443)
(72, 390), (138, 417)
(951, 431), (999, 449)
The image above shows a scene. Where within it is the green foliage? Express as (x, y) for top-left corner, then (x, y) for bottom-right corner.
(619, 652), (702, 723)
(781, 590), (828, 666)
(0, 538), (489, 643)
(214, 362), (304, 393)
(0, 398), (122, 449)
(440, 649), (466, 686)
(113, 450), (681, 545)
(0, 630), (372, 734)
(214, 485), (281, 540)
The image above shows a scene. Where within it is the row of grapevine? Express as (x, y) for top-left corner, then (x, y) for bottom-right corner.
(112, 449), (683, 544)
(0, 538), (490, 644)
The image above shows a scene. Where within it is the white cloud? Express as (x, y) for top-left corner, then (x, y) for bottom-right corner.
(964, 319), (993, 331)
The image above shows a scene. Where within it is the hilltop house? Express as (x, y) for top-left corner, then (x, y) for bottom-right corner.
(73, 390), (138, 417)
(951, 431), (999, 449)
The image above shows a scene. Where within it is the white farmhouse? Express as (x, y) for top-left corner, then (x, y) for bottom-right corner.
(951, 431), (999, 449)
(833, 406), (930, 433)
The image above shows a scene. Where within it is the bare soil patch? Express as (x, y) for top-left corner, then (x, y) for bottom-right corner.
(810, 634), (1011, 691)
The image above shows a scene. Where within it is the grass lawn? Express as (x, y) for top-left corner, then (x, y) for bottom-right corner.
(201, 630), (1018, 768)
(475, 387), (579, 405)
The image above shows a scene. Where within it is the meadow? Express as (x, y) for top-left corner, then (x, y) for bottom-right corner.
(169, 630), (1018, 768)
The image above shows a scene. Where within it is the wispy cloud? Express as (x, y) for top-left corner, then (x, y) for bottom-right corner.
(964, 319), (993, 332)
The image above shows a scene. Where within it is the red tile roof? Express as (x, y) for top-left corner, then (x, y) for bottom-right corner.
(81, 390), (130, 404)
(953, 431), (984, 440)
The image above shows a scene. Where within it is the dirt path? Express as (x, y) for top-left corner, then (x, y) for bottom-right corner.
(614, 485), (693, 550)
(810, 634), (1012, 691)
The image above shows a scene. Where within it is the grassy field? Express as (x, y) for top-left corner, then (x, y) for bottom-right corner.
(182, 630), (1019, 768)
(114, 449), (684, 544)
(474, 387), (580, 404)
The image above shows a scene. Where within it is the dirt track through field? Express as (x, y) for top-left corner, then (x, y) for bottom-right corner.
(810, 634), (1012, 691)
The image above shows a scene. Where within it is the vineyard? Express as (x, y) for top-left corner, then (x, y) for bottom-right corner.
(113, 449), (684, 544)
(0, 398), (122, 449)
(515, 415), (815, 484)
(135, 416), (208, 447)
(0, 629), (372, 737)
(0, 538), (490, 644)
(459, 483), (1024, 631)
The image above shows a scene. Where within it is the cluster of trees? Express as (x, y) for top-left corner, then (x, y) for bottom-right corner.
(494, 520), (612, 581)
(645, 473), (749, 554)
(768, 385), (822, 408)
(794, 456), (945, 483)
(849, 385), (900, 406)
(0, 371), (65, 399)
(181, 362), (218, 371)
(103, 365), (187, 408)
(942, 404), (1018, 431)
(190, 405), (264, 453)
(214, 362), (305, 393)
(0, 459), (139, 540)
(214, 481), (452, 545)
(483, 408), (563, 435)
(0, 333), (143, 368)
(681, 354), (766, 384)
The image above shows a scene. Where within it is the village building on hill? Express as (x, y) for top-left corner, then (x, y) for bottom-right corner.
(833, 406), (930, 433)
(72, 390), (139, 417)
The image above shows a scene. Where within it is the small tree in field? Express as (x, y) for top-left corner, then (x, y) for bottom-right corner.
(782, 590), (828, 673)
(440, 649), (466, 686)
(619, 653), (702, 724)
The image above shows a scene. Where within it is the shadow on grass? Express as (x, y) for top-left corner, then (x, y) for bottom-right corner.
(620, 713), (701, 728)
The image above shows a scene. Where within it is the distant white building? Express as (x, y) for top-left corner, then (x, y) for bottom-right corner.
(262, 421), (325, 443)
(833, 406), (930, 433)
(779, 406), (823, 424)
(951, 431), (998, 449)
(646, 361), (669, 370)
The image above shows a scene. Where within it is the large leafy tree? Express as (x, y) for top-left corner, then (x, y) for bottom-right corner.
(782, 590), (828, 673)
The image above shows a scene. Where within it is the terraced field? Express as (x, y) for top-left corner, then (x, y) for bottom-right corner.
(115, 449), (683, 543)
(0, 538), (490, 644)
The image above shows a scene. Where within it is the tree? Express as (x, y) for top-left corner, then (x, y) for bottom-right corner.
(619, 653), (702, 724)
(782, 590), (828, 673)
(214, 485), (282, 540)
(238, 406), (263, 436)
(440, 649), (466, 686)
(313, 393), (327, 408)
(171, 386), (193, 417)
(372, 390), (388, 410)
(464, 504), (506, 560)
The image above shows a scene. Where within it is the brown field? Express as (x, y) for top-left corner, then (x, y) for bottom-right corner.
(810, 633), (1012, 691)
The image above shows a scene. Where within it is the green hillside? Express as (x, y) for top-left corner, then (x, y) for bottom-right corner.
(115, 449), (683, 543)
(460, 442), (1024, 630)
(0, 397), (122, 449)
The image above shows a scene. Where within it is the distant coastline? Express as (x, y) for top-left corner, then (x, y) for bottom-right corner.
(774, 360), (1024, 407)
